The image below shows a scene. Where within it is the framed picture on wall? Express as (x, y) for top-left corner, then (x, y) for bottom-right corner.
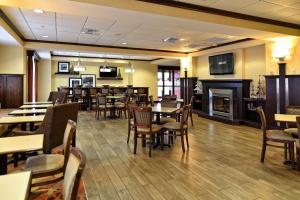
(69, 77), (82, 88)
(81, 74), (96, 87)
(58, 61), (70, 73)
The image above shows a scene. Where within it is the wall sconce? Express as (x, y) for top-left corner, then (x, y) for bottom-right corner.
(272, 48), (291, 62)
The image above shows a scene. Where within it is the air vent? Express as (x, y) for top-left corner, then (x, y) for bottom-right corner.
(162, 37), (180, 43)
(81, 28), (100, 35)
(205, 37), (228, 44)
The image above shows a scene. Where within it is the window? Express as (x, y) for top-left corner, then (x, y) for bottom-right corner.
(157, 66), (180, 98)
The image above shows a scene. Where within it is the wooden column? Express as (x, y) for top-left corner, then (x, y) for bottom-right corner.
(27, 51), (39, 102)
(279, 63), (286, 114)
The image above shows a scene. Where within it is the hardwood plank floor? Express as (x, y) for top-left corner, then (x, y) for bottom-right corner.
(76, 111), (300, 200)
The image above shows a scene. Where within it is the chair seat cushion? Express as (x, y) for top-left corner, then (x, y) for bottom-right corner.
(267, 130), (295, 142)
(284, 128), (298, 135)
(24, 154), (64, 174)
(160, 117), (176, 124)
(115, 104), (125, 108)
(162, 122), (187, 131)
(99, 105), (113, 109)
(137, 124), (162, 133)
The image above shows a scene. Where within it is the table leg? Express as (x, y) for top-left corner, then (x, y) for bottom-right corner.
(156, 113), (160, 125)
(0, 154), (7, 175)
(21, 123), (26, 131)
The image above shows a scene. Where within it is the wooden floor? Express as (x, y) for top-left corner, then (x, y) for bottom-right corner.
(76, 111), (300, 200)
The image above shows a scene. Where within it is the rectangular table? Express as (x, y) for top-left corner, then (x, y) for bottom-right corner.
(0, 171), (32, 200)
(19, 104), (52, 109)
(9, 109), (47, 116)
(275, 114), (299, 123)
(0, 115), (45, 124)
(24, 101), (52, 105)
(151, 105), (180, 124)
(0, 134), (43, 174)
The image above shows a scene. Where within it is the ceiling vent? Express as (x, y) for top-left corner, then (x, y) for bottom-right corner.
(162, 37), (180, 43)
(81, 28), (100, 35)
(204, 37), (228, 44)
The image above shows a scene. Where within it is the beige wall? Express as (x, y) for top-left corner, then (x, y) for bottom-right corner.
(38, 59), (52, 101)
(50, 59), (158, 99)
(0, 45), (27, 101)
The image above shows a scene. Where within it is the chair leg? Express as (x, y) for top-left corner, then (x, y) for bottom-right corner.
(190, 113), (194, 127)
(289, 143), (295, 169)
(133, 132), (138, 154)
(297, 148), (300, 171)
(149, 135), (153, 157)
(260, 141), (266, 162)
(160, 132), (164, 150)
(104, 110), (106, 120)
(185, 129), (189, 148)
(284, 143), (288, 160)
(127, 124), (131, 144)
(180, 130), (185, 153)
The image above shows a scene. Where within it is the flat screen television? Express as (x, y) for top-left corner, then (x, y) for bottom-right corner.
(99, 66), (117, 77)
(209, 53), (234, 75)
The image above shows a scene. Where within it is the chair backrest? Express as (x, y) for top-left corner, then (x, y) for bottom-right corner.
(101, 88), (110, 95)
(63, 120), (77, 173)
(41, 103), (79, 153)
(296, 117), (300, 139)
(162, 95), (177, 101)
(137, 88), (146, 94)
(133, 106), (152, 130)
(161, 100), (177, 108)
(48, 91), (68, 104)
(90, 88), (97, 96)
(63, 148), (86, 200)
(96, 94), (106, 106)
(256, 107), (267, 139)
(149, 95), (154, 107)
(127, 103), (137, 119)
(181, 105), (190, 128)
(73, 88), (82, 96)
(126, 88), (134, 95)
(286, 106), (300, 115)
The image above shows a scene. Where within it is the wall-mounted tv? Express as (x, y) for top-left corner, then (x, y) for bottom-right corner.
(209, 53), (234, 75)
(99, 66), (117, 77)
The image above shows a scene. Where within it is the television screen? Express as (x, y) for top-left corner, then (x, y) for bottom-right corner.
(99, 66), (117, 77)
(209, 53), (234, 75)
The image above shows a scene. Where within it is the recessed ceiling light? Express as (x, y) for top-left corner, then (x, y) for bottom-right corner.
(42, 35), (48, 38)
(121, 42), (127, 45)
(227, 35), (234, 38)
(179, 38), (185, 41)
(34, 9), (44, 13)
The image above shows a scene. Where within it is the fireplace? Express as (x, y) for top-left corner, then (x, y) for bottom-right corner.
(209, 89), (233, 120)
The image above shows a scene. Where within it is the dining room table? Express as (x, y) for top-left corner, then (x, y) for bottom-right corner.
(0, 171), (32, 200)
(0, 115), (45, 131)
(8, 109), (47, 116)
(151, 104), (180, 125)
(274, 114), (300, 123)
(23, 101), (52, 105)
(19, 104), (53, 109)
(0, 134), (43, 174)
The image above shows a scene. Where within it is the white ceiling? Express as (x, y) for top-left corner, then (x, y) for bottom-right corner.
(1, 4), (280, 53)
(176, 0), (300, 24)
(51, 51), (159, 61)
(0, 26), (19, 45)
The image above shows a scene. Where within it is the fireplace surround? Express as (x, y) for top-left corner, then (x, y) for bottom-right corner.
(199, 79), (251, 123)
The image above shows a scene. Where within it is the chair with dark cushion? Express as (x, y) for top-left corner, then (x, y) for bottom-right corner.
(126, 103), (137, 144)
(48, 91), (68, 104)
(133, 106), (163, 157)
(257, 107), (296, 168)
(12, 103), (79, 153)
(284, 106), (300, 136)
(162, 105), (190, 152)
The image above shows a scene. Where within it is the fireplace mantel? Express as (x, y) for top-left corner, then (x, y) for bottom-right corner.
(199, 79), (252, 123)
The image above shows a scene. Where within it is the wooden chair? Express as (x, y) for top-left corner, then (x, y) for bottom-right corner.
(159, 100), (178, 124)
(162, 105), (190, 152)
(148, 95), (154, 106)
(295, 117), (300, 170)
(89, 88), (98, 110)
(127, 103), (137, 144)
(257, 107), (295, 168)
(95, 94), (113, 120)
(25, 120), (76, 187)
(189, 96), (195, 126)
(115, 96), (128, 118)
(162, 95), (177, 101)
(284, 106), (300, 136)
(29, 147), (86, 200)
(73, 88), (87, 110)
(133, 106), (162, 157)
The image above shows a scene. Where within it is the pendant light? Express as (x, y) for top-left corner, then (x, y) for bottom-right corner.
(125, 62), (135, 73)
(74, 53), (86, 72)
(100, 60), (112, 72)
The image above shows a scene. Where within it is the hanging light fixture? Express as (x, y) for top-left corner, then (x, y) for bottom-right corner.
(125, 62), (135, 73)
(100, 60), (112, 72)
(74, 53), (86, 72)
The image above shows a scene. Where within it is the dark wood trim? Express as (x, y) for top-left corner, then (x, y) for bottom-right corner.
(51, 53), (159, 62)
(158, 65), (180, 70)
(27, 50), (41, 61)
(97, 77), (123, 80)
(25, 39), (185, 54)
(137, 0), (300, 29)
(0, 9), (24, 40)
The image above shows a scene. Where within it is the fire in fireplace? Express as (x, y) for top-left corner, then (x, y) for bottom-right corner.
(209, 89), (233, 120)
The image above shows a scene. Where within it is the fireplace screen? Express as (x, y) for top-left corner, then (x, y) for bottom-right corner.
(213, 96), (230, 113)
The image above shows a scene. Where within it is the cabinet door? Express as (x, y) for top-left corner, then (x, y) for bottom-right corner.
(5, 75), (23, 108)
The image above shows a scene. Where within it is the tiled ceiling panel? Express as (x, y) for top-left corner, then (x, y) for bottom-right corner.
(175, 0), (300, 24)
